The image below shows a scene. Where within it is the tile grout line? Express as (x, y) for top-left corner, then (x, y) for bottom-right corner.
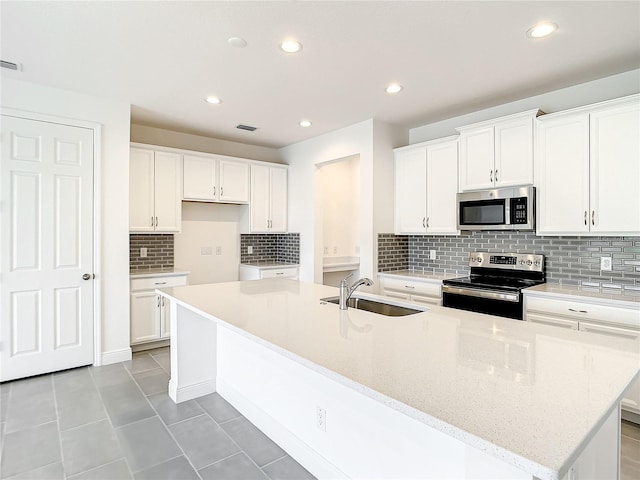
(50, 374), (67, 480)
(259, 453), (289, 469)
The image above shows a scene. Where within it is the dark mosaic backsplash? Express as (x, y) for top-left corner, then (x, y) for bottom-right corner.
(378, 232), (640, 291)
(240, 233), (300, 264)
(130, 234), (174, 270)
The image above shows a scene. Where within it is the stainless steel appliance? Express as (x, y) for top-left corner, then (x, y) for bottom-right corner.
(456, 186), (535, 231)
(442, 252), (545, 320)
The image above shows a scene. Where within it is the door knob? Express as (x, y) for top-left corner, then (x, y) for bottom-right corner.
(82, 274), (91, 280)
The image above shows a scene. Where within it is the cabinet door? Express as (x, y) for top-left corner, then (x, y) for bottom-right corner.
(160, 296), (171, 339)
(250, 164), (271, 232)
(394, 147), (427, 233)
(458, 127), (494, 191)
(536, 113), (590, 235)
(526, 312), (579, 330)
(590, 100), (640, 234)
(494, 117), (534, 187)
(154, 152), (182, 232)
(183, 154), (217, 201)
(579, 321), (640, 341)
(129, 148), (155, 232)
(426, 140), (459, 234)
(219, 159), (250, 203)
(269, 167), (288, 232)
(130, 292), (161, 344)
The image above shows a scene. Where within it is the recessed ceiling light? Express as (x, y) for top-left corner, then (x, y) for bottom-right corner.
(527, 21), (558, 38)
(205, 96), (222, 104)
(280, 39), (303, 53)
(299, 120), (312, 127)
(227, 37), (248, 48)
(386, 83), (404, 94)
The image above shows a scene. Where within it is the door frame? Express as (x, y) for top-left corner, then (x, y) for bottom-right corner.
(1, 107), (103, 367)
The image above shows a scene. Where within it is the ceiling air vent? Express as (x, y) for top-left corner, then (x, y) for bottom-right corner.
(1, 60), (20, 71)
(236, 124), (257, 132)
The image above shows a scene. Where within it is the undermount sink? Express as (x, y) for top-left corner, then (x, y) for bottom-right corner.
(320, 296), (424, 317)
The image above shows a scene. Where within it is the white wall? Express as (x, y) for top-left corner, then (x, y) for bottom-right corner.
(410, 69), (640, 143)
(131, 124), (283, 164)
(174, 202), (244, 285)
(279, 119), (407, 285)
(1, 77), (131, 364)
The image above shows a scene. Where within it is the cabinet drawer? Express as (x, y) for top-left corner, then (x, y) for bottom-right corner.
(131, 274), (188, 292)
(379, 277), (441, 298)
(525, 295), (640, 329)
(261, 268), (298, 279)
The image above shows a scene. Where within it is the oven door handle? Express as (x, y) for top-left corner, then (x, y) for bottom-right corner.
(442, 285), (521, 303)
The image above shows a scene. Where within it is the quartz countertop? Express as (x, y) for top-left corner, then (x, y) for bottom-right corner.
(159, 279), (640, 480)
(525, 283), (640, 307)
(378, 269), (460, 282)
(240, 262), (299, 269)
(130, 268), (190, 279)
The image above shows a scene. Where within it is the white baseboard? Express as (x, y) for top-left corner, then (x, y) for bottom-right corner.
(169, 378), (216, 404)
(217, 378), (347, 480)
(100, 347), (132, 366)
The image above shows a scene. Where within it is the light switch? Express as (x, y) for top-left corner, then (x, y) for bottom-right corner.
(247, 246), (253, 254)
(201, 246), (212, 256)
(140, 247), (147, 258)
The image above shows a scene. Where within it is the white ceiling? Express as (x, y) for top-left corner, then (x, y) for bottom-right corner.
(2, 1), (639, 148)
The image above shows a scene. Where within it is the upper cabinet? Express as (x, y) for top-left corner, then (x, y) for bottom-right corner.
(536, 94), (640, 236)
(250, 164), (288, 233)
(130, 147), (181, 233)
(183, 154), (249, 203)
(457, 109), (540, 192)
(394, 136), (459, 235)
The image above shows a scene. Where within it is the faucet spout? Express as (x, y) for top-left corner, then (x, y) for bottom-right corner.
(339, 275), (374, 310)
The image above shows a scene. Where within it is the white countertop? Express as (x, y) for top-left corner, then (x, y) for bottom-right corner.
(378, 269), (460, 282)
(525, 283), (640, 307)
(240, 262), (299, 270)
(159, 279), (640, 480)
(130, 268), (190, 279)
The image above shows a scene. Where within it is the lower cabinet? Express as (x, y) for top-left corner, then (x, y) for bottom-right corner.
(378, 274), (442, 306)
(130, 273), (189, 345)
(239, 264), (299, 280)
(524, 292), (640, 418)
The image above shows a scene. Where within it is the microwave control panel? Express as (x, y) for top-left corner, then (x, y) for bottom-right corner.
(510, 197), (528, 224)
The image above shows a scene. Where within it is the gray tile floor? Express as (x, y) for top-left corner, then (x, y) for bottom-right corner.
(1, 348), (639, 479)
(0, 348), (315, 480)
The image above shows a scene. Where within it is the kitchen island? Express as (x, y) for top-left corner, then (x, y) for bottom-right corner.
(159, 279), (640, 480)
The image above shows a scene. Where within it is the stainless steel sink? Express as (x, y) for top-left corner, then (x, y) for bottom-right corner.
(320, 296), (424, 316)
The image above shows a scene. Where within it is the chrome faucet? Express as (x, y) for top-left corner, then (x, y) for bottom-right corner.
(339, 273), (374, 310)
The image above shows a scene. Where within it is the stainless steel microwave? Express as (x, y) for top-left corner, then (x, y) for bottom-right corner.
(456, 186), (535, 231)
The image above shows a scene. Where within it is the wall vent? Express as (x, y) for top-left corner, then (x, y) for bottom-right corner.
(236, 124), (257, 131)
(1, 60), (20, 71)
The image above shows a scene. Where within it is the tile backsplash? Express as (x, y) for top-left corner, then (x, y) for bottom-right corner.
(240, 233), (300, 264)
(378, 232), (640, 291)
(130, 234), (174, 270)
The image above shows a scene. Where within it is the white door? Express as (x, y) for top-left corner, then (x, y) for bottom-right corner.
(458, 127), (494, 191)
(269, 167), (288, 232)
(426, 140), (458, 234)
(129, 148), (155, 231)
(219, 159), (249, 203)
(250, 164), (271, 232)
(130, 291), (161, 344)
(394, 147), (427, 234)
(1, 114), (95, 381)
(183, 154), (217, 201)
(494, 117), (534, 187)
(153, 151), (181, 232)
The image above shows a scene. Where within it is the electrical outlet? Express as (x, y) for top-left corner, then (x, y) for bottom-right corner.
(247, 246), (253, 254)
(600, 256), (612, 271)
(140, 247), (147, 258)
(429, 250), (436, 260)
(216, 246), (222, 255)
(316, 407), (326, 432)
(201, 246), (212, 256)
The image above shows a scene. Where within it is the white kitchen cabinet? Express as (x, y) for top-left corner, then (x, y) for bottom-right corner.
(130, 147), (182, 233)
(378, 274), (443, 306)
(239, 264), (298, 280)
(536, 94), (640, 235)
(457, 110), (540, 192)
(130, 272), (188, 345)
(394, 136), (459, 235)
(250, 164), (288, 233)
(524, 288), (640, 418)
(183, 153), (249, 204)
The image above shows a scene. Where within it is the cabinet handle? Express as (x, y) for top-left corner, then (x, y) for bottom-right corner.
(157, 296), (160, 307)
(568, 308), (588, 314)
(422, 217), (426, 228)
(490, 170), (493, 182)
(276, 272), (284, 276)
(162, 297), (165, 307)
(591, 210), (595, 226)
(151, 216), (154, 227)
(213, 186), (216, 196)
(404, 285), (416, 289)
(426, 217), (430, 228)
(494, 169), (498, 182)
(155, 216), (158, 227)
(154, 282), (167, 285)
(221, 186), (223, 196)
(584, 210), (587, 226)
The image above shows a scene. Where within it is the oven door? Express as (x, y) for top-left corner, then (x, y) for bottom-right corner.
(457, 198), (508, 230)
(442, 285), (523, 320)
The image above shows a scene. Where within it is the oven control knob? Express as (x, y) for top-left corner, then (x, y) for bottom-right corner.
(534, 260), (541, 266)
(527, 260), (532, 266)
(519, 260), (526, 265)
